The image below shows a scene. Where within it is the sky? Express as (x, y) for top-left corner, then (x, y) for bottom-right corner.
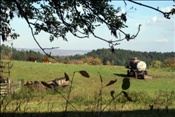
(1, 1), (175, 52)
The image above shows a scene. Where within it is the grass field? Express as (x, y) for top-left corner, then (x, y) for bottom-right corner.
(10, 60), (175, 92)
(1, 60), (175, 116)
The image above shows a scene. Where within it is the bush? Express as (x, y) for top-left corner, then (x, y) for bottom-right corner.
(163, 58), (175, 68)
(151, 60), (162, 68)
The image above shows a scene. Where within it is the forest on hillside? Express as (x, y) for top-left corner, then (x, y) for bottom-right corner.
(69, 48), (175, 66)
(0, 44), (175, 67)
(0, 44), (47, 62)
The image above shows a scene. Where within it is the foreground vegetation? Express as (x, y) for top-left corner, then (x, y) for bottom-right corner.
(1, 60), (175, 116)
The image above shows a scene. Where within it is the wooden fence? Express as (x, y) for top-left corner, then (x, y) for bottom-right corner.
(0, 61), (12, 77)
(0, 60), (15, 96)
(0, 78), (10, 96)
(0, 79), (24, 96)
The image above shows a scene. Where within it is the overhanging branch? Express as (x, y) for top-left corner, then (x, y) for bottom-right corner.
(127, 0), (173, 19)
(15, 0), (58, 59)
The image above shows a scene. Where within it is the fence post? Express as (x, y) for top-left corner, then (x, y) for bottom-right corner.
(7, 77), (11, 95)
(21, 79), (24, 90)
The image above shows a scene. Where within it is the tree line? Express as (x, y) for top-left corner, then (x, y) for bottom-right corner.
(68, 48), (175, 67)
(0, 44), (47, 62)
(1, 44), (175, 67)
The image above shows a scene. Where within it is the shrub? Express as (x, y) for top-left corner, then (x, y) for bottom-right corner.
(163, 58), (175, 68)
(151, 60), (162, 68)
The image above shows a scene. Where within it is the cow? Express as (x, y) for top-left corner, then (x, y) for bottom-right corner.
(24, 77), (69, 91)
(28, 56), (37, 62)
(40, 77), (69, 91)
(24, 81), (46, 91)
(42, 57), (50, 63)
(46, 77), (69, 88)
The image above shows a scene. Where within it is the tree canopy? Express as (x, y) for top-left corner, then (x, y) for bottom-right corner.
(1, 0), (174, 55)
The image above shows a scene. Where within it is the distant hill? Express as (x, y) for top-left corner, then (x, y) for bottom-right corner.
(17, 48), (91, 56)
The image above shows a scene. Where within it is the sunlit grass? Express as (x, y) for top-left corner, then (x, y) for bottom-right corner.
(9, 60), (175, 95)
(1, 60), (175, 113)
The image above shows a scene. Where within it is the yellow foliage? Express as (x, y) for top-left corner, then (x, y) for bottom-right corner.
(3, 55), (11, 60)
(163, 57), (175, 68)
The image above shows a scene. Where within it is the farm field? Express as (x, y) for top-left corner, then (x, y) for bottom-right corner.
(1, 60), (175, 117)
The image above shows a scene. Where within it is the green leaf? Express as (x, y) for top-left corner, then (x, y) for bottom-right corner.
(41, 81), (52, 89)
(122, 78), (130, 90)
(49, 35), (54, 42)
(64, 72), (69, 81)
(105, 79), (117, 86)
(79, 70), (90, 78)
(122, 91), (132, 101)
(110, 90), (115, 99)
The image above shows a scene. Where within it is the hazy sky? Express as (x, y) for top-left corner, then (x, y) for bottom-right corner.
(1, 1), (175, 52)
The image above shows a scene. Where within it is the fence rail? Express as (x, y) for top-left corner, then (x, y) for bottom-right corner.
(0, 60), (12, 96)
(0, 77), (10, 96)
(0, 82), (8, 96)
(0, 79), (24, 96)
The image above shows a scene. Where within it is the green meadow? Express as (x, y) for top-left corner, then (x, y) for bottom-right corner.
(10, 60), (175, 92)
(1, 60), (175, 116)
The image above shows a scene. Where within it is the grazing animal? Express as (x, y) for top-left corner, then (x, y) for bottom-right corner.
(24, 77), (69, 91)
(28, 56), (37, 62)
(48, 77), (69, 87)
(24, 81), (46, 90)
(42, 58), (50, 63)
(41, 77), (69, 90)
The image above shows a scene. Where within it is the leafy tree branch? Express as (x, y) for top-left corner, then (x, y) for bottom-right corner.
(0, 0), (174, 56)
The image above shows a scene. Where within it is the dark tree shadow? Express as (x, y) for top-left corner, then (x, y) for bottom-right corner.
(113, 73), (129, 78)
(114, 73), (145, 80)
(1, 109), (175, 117)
